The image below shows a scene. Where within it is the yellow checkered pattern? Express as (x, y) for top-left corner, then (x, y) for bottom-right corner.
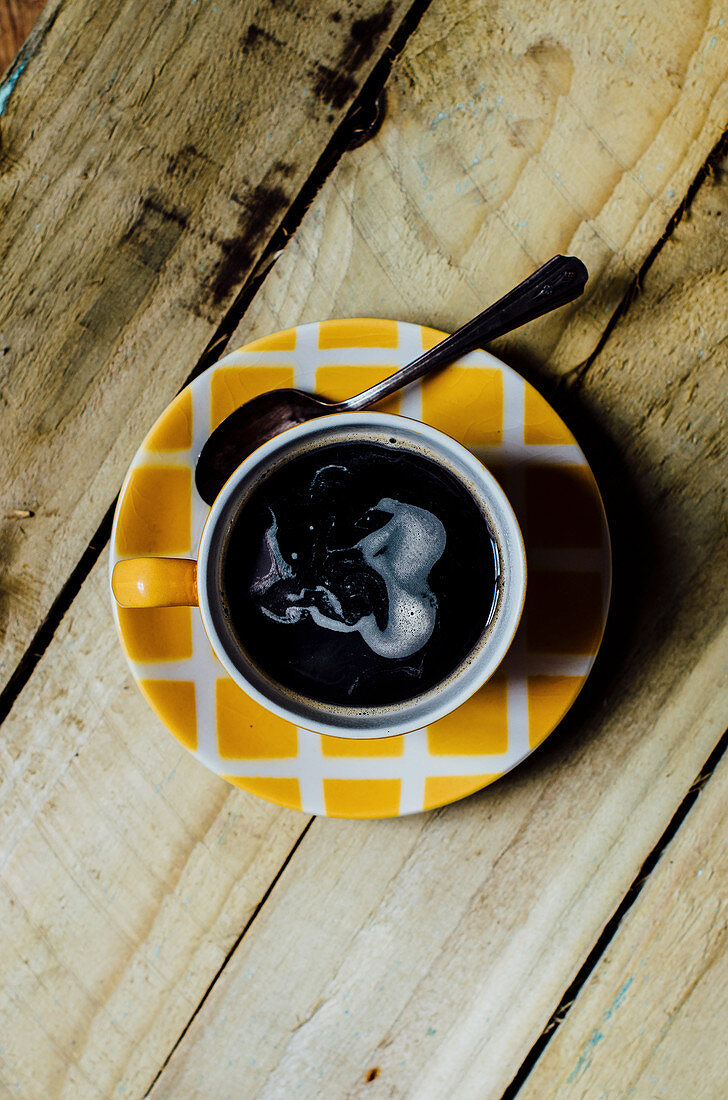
(111, 319), (610, 818)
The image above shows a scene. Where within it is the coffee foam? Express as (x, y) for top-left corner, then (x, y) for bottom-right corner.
(250, 496), (446, 660)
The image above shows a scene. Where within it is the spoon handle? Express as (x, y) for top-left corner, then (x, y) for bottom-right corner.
(342, 254), (588, 412)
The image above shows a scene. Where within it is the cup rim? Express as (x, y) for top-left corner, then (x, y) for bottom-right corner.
(196, 412), (526, 738)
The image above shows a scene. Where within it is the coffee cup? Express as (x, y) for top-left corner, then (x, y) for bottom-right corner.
(112, 412), (526, 738)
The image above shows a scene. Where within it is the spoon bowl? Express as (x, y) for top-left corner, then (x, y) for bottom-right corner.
(196, 389), (341, 505)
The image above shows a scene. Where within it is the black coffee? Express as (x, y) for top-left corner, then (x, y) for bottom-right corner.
(220, 440), (498, 708)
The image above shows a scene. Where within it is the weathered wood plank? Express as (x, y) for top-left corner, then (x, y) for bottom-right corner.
(148, 626), (727, 1100)
(231, 0), (728, 376)
(518, 748), (728, 1099)
(0, 0), (413, 692)
(148, 91), (728, 1100)
(0, 552), (310, 1099)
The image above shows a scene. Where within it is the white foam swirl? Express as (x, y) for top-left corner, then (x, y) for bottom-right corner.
(252, 497), (446, 659)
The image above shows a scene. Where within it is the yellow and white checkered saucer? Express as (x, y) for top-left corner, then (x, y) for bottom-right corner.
(110, 319), (611, 818)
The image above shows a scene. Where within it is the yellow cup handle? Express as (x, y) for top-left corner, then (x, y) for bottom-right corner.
(112, 557), (198, 608)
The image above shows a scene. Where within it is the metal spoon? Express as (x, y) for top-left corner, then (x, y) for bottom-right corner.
(195, 254), (587, 504)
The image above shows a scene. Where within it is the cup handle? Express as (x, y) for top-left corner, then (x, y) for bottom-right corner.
(112, 557), (198, 608)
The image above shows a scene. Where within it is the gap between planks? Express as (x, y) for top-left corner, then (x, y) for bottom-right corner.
(0, 0), (61, 89)
(563, 125), (728, 394)
(499, 725), (728, 1100)
(0, 0), (435, 731)
(143, 818), (316, 1099)
(0, 0), (48, 78)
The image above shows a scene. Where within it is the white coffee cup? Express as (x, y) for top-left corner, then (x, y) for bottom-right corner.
(113, 412), (526, 738)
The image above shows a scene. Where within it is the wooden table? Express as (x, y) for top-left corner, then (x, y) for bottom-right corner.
(0, 2), (726, 1096)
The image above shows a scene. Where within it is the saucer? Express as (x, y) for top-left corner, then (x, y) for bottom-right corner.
(110, 319), (611, 818)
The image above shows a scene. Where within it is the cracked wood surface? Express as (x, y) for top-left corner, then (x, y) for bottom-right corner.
(0, 0), (412, 693)
(0, 0), (727, 1097)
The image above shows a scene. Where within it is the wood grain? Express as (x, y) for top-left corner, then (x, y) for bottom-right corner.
(0, 0), (46, 76)
(149, 83), (728, 1100)
(1, 0), (727, 1095)
(230, 0), (728, 373)
(0, 552), (310, 1099)
(0, 0), (412, 693)
(518, 749), (728, 1099)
